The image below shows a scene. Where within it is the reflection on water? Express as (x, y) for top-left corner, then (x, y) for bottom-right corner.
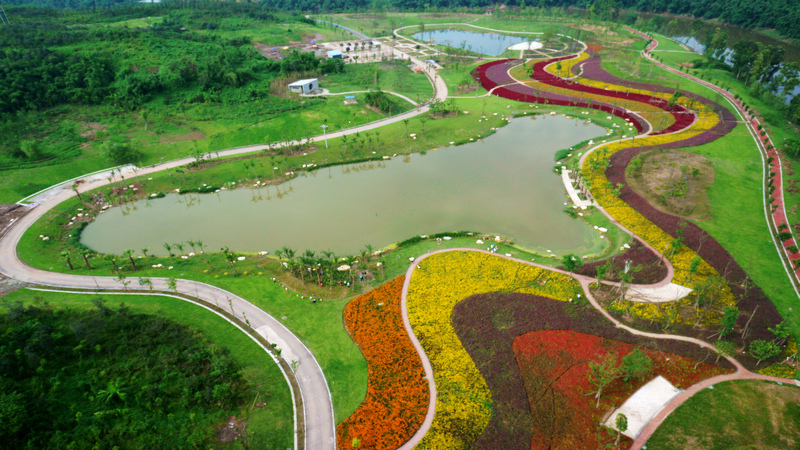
(410, 29), (532, 56)
(82, 115), (606, 256)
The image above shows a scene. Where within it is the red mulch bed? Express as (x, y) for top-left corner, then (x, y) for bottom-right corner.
(452, 292), (733, 450)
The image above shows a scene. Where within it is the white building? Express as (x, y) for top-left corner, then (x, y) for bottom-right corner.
(288, 78), (319, 94)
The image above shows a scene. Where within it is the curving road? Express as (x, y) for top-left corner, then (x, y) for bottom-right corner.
(0, 20), (449, 450)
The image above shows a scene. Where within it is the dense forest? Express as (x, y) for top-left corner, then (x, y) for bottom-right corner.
(0, 300), (249, 448)
(3, 0), (800, 40)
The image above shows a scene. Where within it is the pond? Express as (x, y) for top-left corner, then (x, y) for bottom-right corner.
(410, 29), (532, 56)
(81, 115), (607, 257)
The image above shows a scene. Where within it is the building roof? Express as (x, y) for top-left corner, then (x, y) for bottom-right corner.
(327, 50), (342, 57)
(288, 78), (318, 87)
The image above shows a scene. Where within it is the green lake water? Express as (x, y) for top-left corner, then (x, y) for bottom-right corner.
(81, 115), (607, 256)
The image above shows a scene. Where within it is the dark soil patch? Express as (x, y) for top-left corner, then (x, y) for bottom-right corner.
(216, 415), (248, 444)
(625, 148), (714, 221)
(566, 239), (668, 284)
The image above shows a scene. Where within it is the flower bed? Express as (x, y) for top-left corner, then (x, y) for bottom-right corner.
(406, 251), (582, 449)
(451, 292), (732, 449)
(530, 55), (695, 135)
(569, 239), (668, 285)
(337, 276), (428, 450)
(474, 58), (649, 132)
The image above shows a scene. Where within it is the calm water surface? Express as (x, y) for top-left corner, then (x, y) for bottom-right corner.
(81, 116), (606, 256)
(410, 29), (531, 56)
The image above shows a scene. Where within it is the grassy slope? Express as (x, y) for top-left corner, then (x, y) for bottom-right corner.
(0, 288), (294, 449)
(646, 379), (800, 449)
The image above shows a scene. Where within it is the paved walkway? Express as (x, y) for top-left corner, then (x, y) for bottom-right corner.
(625, 25), (800, 297)
(0, 178), (335, 450)
(561, 169), (594, 207)
(2, 19), (450, 449)
(303, 88), (420, 106)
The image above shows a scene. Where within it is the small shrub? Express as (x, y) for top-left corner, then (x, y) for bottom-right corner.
(777, 231), (793, 241)
(786, 245), (799, 254)
(554, 149), (570, 161)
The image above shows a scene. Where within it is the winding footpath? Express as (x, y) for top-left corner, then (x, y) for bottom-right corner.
(394, 30), (800, 450)
(0, 22), (449, 450)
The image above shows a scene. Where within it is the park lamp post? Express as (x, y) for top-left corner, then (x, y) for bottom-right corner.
(321, 124), (328, 149)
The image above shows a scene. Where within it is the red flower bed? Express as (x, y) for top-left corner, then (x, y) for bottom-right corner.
(513, 329), (729, 449)
(451, 292), (732, 449)
(337, 276), (428, 450)
(529, 55), (694, 135)
(473, 58), (648, 132)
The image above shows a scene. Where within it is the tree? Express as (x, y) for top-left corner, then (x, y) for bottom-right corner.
(588, 354), (621, 408)
(141, 247), (149, 258)
(81, 249), (94, 269)
(61, 251), (74, 270)
(719, 306), (739, 338)
(561, 253), (583, 276)
(749, 339), (780, 365)
(688, 256), (701, 281)
(101, 140), (142, 165)
(123, 249), (136, 270)
(620, 348), (652, 381)
(163, 243), (174, 257)
(402, 118), (410, 137)
(19, 140), (43, 160)
(615, 413), (628, 446)
(221, 247), (237, 275)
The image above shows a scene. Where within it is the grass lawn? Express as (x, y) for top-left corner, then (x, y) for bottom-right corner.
(0, 288), (294, 449)
(646, 379), (800, 449)
(685, 124), (800, 336)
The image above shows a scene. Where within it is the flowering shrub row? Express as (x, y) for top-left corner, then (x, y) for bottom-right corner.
(337, 276), (428, 450)
(530, 55), (695, 134)
(451, 292), (732, 449)
(474, 59), (649, 132)
(406, 251), (581, 449)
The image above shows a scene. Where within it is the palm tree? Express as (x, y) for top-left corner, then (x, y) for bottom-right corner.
(123, 249), (136, 270)
(402, 118), (410, 137)
(61, 251), (74, 270)
(141, 247), (149, 258)
(173, 243), (185, 256)
(418, 116), (428, 138)
(71, 184), (83, 202)
(363, 244), (374, 262)
(163, 243), (174, 257)
(221, 247), (237, 275)
(81, 249), (94, 269)
(97, 380), (127, 404)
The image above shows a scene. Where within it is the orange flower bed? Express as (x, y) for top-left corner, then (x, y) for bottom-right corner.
(337, 276), (428, 450)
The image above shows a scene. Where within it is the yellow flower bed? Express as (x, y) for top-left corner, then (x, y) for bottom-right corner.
(406, 251), (581, 449)
(524, 80), (673, 132)
(581, 99), (736, 325)
(757, 363), (797, 379)
(543, 52), (589, 78)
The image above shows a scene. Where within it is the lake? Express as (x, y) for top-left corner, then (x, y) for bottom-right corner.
(410, 29), (532, 56)
(81, 115), (607, 256)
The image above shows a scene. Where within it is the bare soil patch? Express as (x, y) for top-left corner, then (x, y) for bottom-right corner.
(159, 130), (206, 144)
(79, 122), (107, 139)
(625, 148), (714, 221)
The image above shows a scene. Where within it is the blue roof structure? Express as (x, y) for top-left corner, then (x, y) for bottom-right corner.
(327, 50), (343, 58)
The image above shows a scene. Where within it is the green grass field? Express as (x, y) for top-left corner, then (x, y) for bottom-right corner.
(647, 380), (800, 449)
(0, 288), (294, 448)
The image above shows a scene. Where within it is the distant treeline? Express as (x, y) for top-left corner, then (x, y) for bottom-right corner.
(3, 0), (799, 40)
